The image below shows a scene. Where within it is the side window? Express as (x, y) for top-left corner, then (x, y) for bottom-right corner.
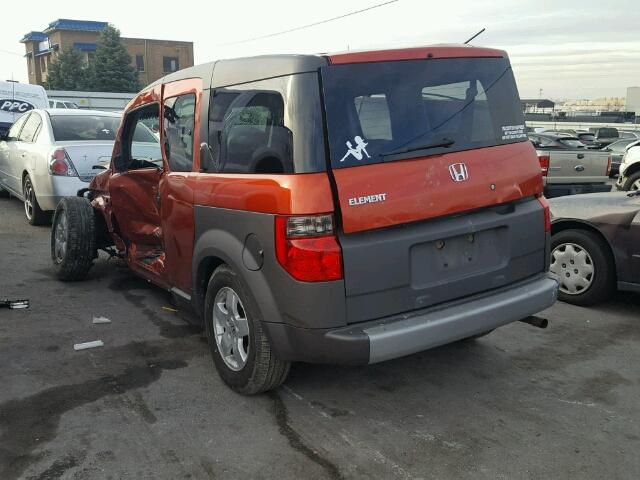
(18, 113), (43, 143)
(208, 86), (292, 174)
(163, 94), (195, 172)
(7, 113), (30, 140)
(117, 104), (163, 171)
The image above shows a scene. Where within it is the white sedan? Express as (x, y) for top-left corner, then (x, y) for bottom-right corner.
(0, 109), (161, 225)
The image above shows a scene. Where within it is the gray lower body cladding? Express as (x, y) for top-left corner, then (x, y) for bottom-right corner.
(263, 273), (559, 364)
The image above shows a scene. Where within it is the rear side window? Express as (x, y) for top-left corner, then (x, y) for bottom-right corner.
(7, 113), (30, 140)
(163, 94), (196, 172)
(50, 115), (121, 141)
(18, 113), (42, 142)
(206, 72), (325, 174)
(322, 57), (527, 168)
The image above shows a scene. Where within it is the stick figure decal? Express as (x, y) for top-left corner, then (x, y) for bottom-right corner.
(340, 136), (371, 162)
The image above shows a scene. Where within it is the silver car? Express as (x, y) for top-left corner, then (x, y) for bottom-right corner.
(0, 109), (161, 225)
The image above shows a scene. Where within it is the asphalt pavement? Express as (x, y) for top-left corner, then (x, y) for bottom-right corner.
(1, 194), (639, 480)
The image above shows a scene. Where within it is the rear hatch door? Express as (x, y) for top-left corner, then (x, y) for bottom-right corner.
(321, 56), (546, 323)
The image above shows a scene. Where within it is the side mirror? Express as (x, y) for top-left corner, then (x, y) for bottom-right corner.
(0, 130), (8, 141)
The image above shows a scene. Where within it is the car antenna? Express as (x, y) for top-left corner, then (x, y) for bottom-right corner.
(464, 28), (486, 44)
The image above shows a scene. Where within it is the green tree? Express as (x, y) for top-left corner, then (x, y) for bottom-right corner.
(45, 48), (87, 91)
(85, 25), (140, 93)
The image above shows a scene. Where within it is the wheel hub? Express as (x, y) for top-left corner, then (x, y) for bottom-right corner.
(550, 242), (594, 295)
(212, 287), (250, 371)
(631, 179), (640, 191)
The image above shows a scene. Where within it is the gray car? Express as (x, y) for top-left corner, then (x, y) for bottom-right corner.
(549, 191), (640, 305)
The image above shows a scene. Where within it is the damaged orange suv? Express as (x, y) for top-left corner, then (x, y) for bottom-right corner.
(51, 45), (558, 394)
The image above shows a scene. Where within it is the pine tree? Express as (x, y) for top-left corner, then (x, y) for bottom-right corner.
(45, 48), (87, 91)
(86, 25), (140, 93)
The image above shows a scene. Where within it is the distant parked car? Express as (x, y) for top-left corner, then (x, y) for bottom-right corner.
(618, 130), (640, 140)
(49, 99), (80, 109)
(0, 109), (160, 225)
(602, 138), (640, 176)
(549, 191), (640, 305)
(528, 133), (611, 198)
(588, 127), (619, 147)
(616, 143), (640, 191)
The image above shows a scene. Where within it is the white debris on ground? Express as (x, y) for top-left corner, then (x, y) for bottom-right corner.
(92, 316), (111, 324)
(74, 340), (104, 351)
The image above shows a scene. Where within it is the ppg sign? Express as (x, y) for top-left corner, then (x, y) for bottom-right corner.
(0, 99), (35, 113)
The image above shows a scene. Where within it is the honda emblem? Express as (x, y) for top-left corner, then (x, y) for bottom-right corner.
(448, 163), (469, 182)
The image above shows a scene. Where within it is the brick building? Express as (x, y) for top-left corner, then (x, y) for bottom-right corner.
(21, 19), (194, 89)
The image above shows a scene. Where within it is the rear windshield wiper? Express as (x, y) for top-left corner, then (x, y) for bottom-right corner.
(380, 137), (456, 159)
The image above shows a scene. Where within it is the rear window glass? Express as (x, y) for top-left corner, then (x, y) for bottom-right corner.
(321, 57), (527, 168)
(50, 115), (121, 141)
(557, 138), (585, 148)
(578, 133), (595, 141)
(597, 128), (618, 138)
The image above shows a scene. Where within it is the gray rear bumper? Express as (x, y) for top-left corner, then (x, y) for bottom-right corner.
(365, 273), (558, 363)
(264, 273), (558, 365)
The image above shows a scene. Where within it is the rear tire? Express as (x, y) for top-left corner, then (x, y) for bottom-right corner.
(23, 176), (50, 225)
(205, 265), (290, 394)
(51, 197), (96, 281)
(622, 171), (640, 191)
(550, 229), (614, 306)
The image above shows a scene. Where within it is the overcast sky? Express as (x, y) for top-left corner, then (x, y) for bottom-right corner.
(1, 0), (638, 99)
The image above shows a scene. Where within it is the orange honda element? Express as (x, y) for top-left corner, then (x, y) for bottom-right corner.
(51, 45), (559, 394)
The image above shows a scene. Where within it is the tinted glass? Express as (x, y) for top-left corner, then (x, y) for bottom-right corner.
(557, 138), (585, 149)
(597, 128), (618, 138)
(322, 57), (527, 168)
(18, 113), (42, 142)
(163, 93), (195, 172)
(51, 115), (121, 141)
(206, 73), (325, 174)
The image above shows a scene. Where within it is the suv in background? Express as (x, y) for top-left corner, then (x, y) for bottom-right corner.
(50, 45), (558, 394)
(589, 127), (619, 147)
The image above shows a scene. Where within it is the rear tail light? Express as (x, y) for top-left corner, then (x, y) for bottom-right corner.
(537, 195), (551, 232)
(275, 214), (343, 282)
(49, 148), (78, 177)
(538, 154), (550, 176)
(606, 155), (612, 177)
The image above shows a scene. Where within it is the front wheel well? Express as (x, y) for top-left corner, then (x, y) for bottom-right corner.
(195, 256), (226, 313)
(550, 220), (617, 277)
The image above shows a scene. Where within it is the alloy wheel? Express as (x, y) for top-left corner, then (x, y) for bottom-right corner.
(23, 178), (34, 220)
(631, 178), (640, 191)
(212, 287), (250, 371)
(550, 242), (594, 295)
